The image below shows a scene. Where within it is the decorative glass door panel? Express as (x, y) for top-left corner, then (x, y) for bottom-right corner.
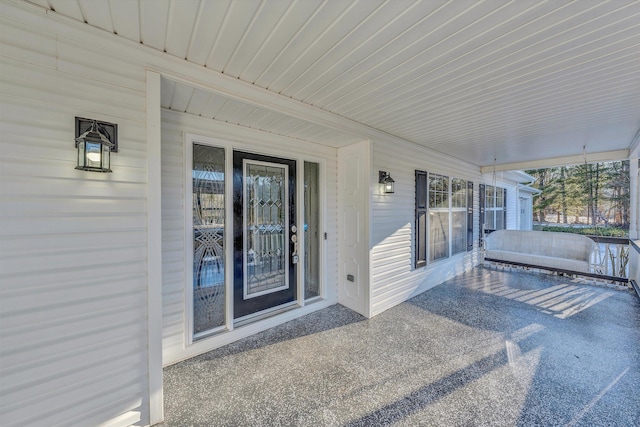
(233, 151), (296, 319)
(244, 161), (288, 298)
(192, 144), (225, 336)
(304, 161), (320, 299)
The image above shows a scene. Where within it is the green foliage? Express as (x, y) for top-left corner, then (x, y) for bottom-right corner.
(526, 161), (630, 227)
(536, 225), (627, 237)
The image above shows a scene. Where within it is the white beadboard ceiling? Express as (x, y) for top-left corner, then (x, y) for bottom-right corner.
(160, 77), (364, 146)
(27, 0), (640, 168)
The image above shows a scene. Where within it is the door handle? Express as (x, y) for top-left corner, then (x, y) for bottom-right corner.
(291, 234), (299, 264)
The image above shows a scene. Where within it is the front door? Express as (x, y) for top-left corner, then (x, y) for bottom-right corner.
(233, 151), (297, 320)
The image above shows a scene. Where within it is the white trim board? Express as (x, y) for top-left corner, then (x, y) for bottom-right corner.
(146, 70), (164, 426)
(481, 149), (630, 173)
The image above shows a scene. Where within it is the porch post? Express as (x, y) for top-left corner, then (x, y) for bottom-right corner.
(630, 157), (638, 239)
(146, 70), (164, 425)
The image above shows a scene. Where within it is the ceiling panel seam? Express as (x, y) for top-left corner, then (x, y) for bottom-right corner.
(267, 0), (361, 92)
(252, 0), (327, 88)
(352, 38), (639, 126)
(311, 1), (493, 107)
(221, 0), (265, 73)
(298, 0), (452, 104)
(372, 59), (639, 131)
(319, 0), (532, 111)
(324, 2), (636, 115)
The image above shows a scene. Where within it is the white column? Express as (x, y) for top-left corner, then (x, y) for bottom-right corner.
(630, 157), (638, 239)
(146, 70), (164, 425)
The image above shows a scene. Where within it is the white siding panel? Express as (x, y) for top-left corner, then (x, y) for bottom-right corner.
(370, 138), (481, 316)
(506, 182), (519, 230)
(161, 109), (339, 365)
(0, 13), (150, 427)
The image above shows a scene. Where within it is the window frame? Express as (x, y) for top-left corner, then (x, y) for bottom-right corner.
(450, 177), (467, 256)
(415, 171), (428, 268)
(415, 170), (472, 268)
(428, 172), (450, 263)
(484, 184), (507, 232)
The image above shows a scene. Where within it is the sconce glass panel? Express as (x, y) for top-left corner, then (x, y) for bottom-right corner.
(75, 117), (116, 173)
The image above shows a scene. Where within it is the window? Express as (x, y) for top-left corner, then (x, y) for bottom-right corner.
(484, 185), (506, 231)
(415, 171), (471, 267)
(451, 178), (467, 255)
(415, 171), (428, 267)
(429, 173), (449, 262)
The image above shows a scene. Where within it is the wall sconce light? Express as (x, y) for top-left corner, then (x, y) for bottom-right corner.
(379, 171), (395, 194)
(75, 117), (117, 172)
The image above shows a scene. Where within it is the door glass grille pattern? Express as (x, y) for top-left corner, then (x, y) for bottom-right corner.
(244, 162), (288, 297)
(193, 144), (225, 335)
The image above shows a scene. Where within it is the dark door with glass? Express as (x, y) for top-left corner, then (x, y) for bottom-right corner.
(233, 151), (297, 319)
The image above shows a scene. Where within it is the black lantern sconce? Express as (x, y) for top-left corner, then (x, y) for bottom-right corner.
(379, 171), (395, 194)
(75, 117), (118, 172)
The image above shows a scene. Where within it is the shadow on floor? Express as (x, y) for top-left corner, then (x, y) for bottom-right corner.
(161, 267), (640, 427)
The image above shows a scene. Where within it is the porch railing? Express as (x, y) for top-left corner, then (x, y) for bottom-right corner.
(629, 240), (640, 298)
(588, 236), (629, 279)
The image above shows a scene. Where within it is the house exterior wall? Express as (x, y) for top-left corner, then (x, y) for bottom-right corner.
(370, 139), (482, 316)
(506, 180), (519, 230)
(1, 2), (536, 425)
(0, 8), (150, 427)
(519, 194), (532, 230)
(479, 173), (523, 231)
(160, 109), (340, 365)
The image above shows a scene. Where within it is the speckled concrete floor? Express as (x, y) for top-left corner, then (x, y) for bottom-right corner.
(161, 268), (640, 426)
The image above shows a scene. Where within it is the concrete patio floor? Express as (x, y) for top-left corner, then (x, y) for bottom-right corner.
(161, 267), (640, 426)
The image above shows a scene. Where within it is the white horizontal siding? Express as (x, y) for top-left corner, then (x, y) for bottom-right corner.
(0, 11), (150, 427)
(370, 138), (482, 316)
(161, 108), (339, 365)
(506, 181), (519, 230)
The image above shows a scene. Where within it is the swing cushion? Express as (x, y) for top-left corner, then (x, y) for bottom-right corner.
(484, 230), (595, 273)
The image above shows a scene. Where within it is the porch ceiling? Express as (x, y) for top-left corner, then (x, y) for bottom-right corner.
(28, 0), (640, 168)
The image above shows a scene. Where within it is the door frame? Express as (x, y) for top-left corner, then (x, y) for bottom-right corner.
(183, 133), (328, 348)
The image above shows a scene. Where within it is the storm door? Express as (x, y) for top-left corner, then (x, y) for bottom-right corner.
(233, 151), (297, 320)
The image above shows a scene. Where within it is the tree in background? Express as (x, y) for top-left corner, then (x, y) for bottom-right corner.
(559, 166), (568, 223)
(529, 168), (557, 222)
(526, 161), (629, 228)
(606, 160), (630, 227)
